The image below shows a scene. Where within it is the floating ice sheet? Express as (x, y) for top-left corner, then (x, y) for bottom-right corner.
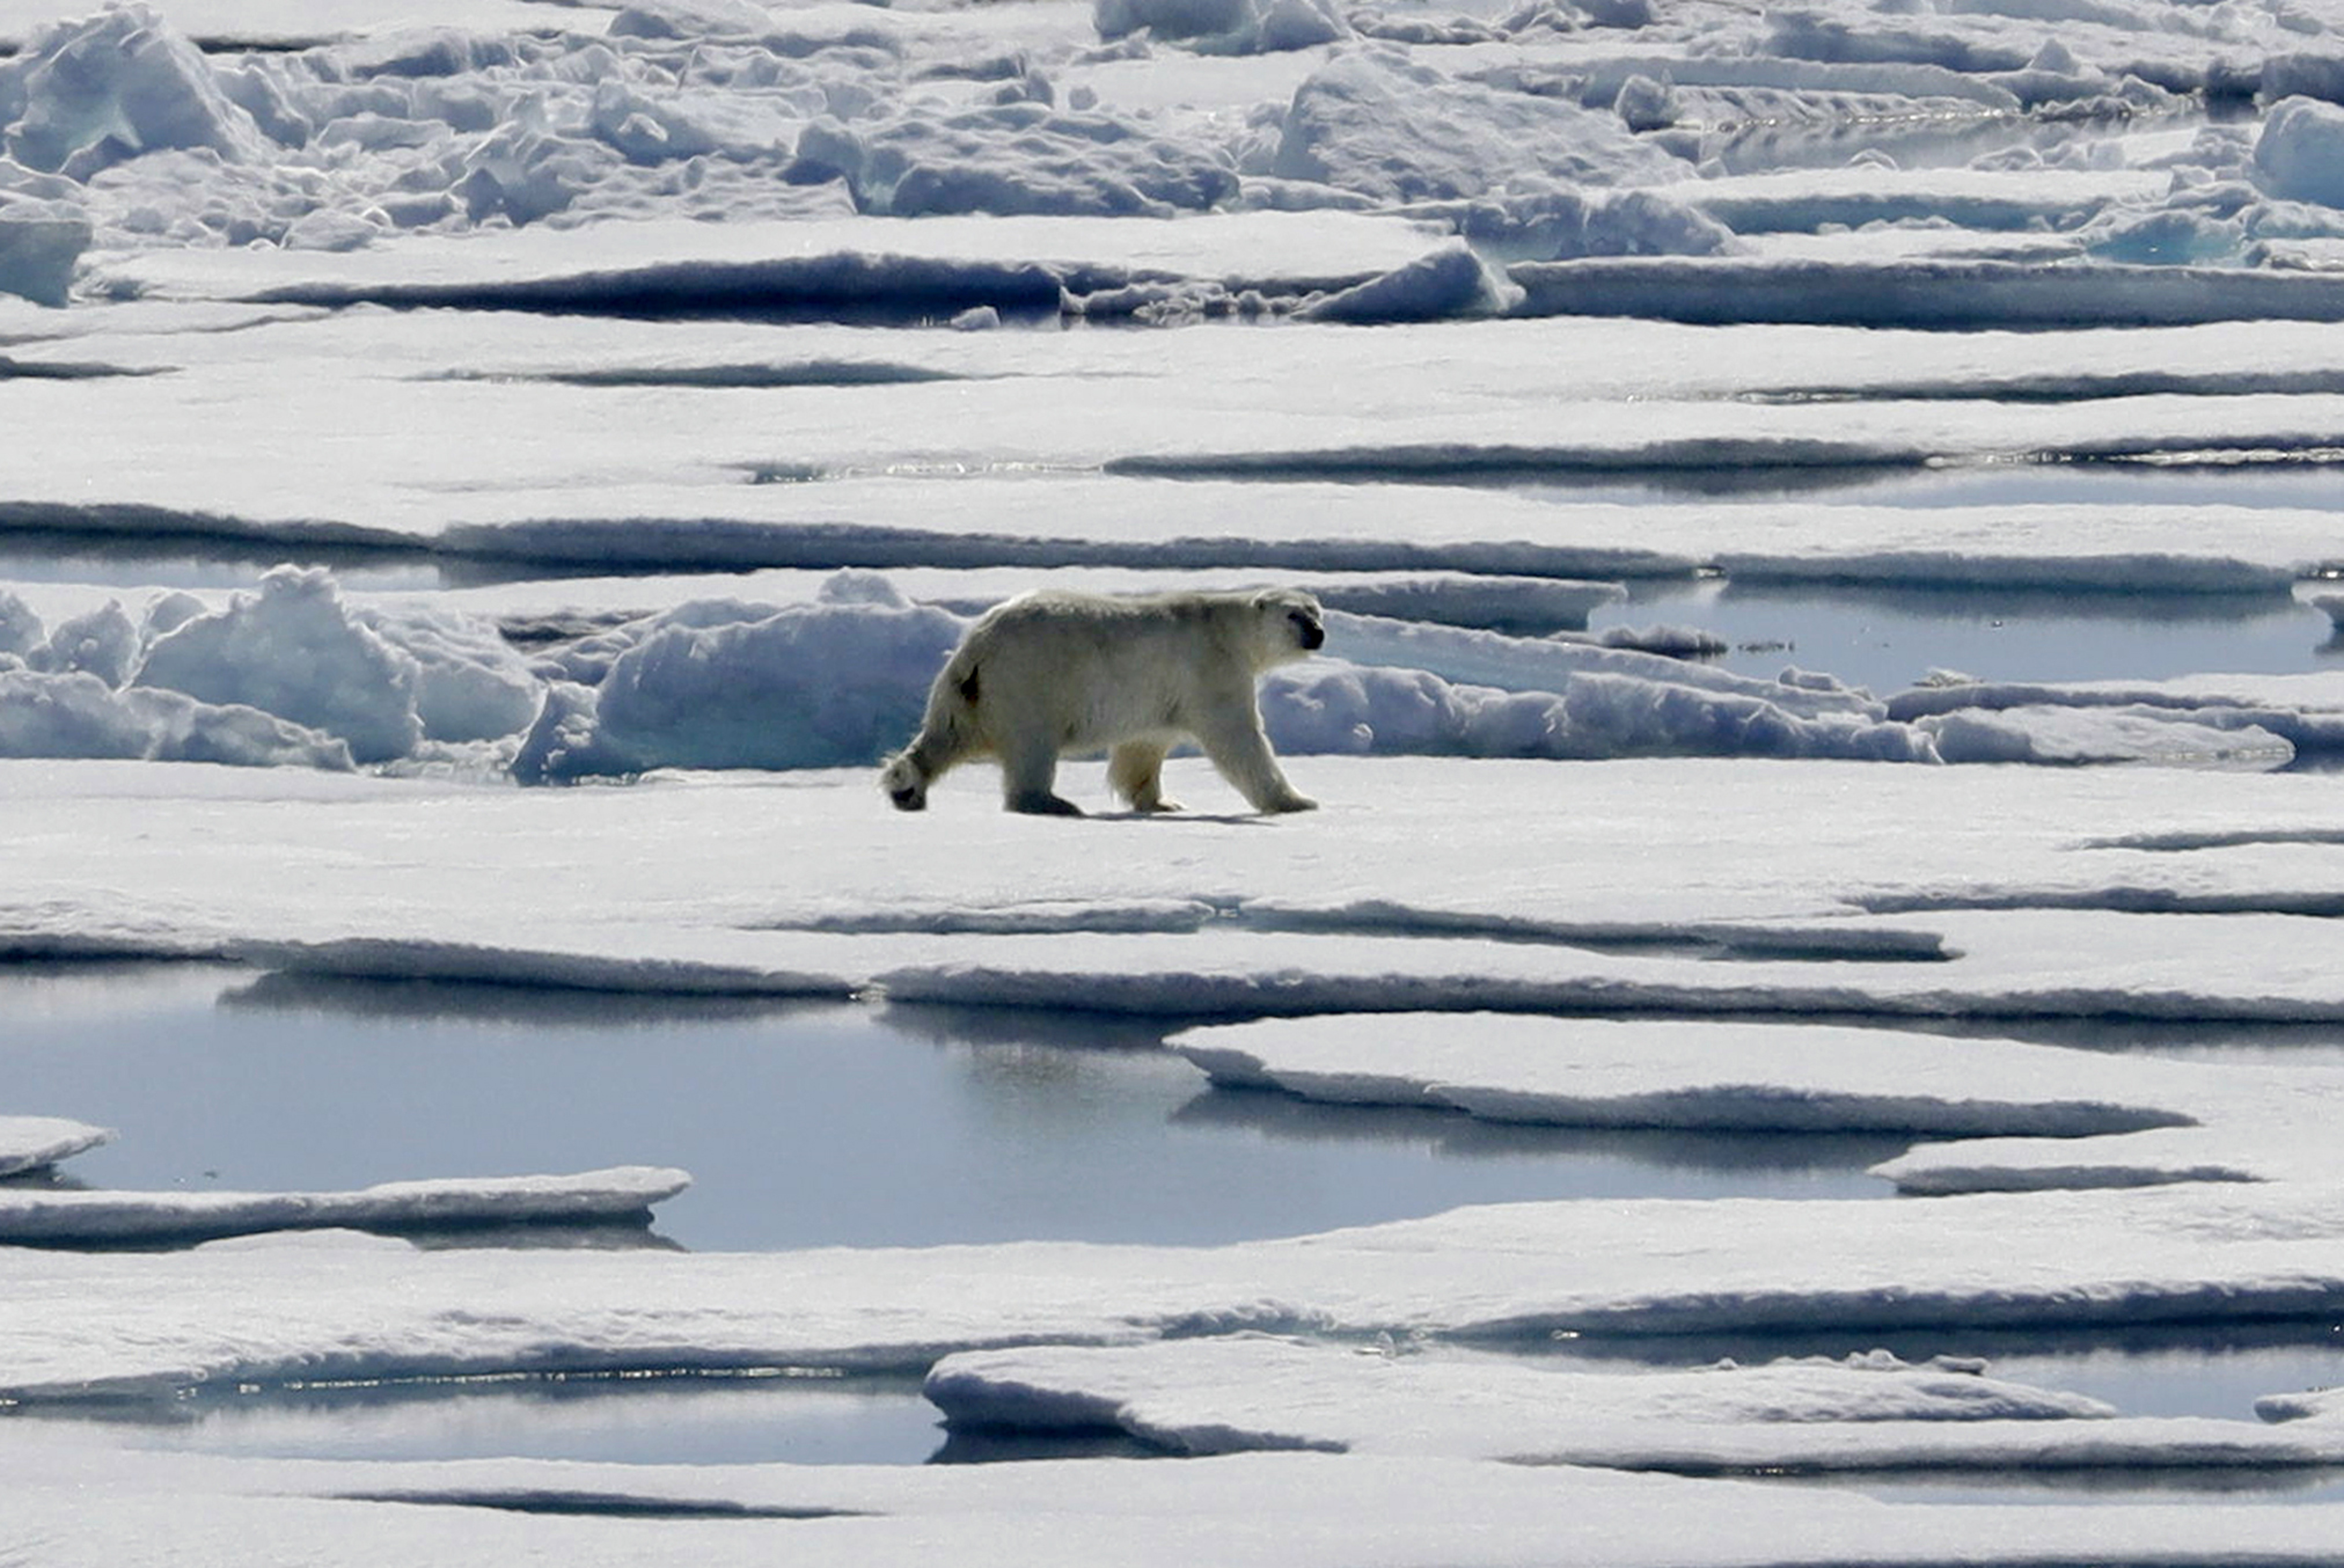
(15, 1179), (2344, 1401)
(1173, 1012), (2344, 1194)
(0, 1164), (691, 1246)
(0, 1114), (111, 1178)
(925, 1335), (2344, 1472)
(16, 756), (2344, 1023)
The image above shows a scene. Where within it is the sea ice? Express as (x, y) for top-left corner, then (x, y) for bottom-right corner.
(0, 1164), (692, 1245)
(0, 1113), (111, 1177)
(8, 0), (2344, 1553)
(1172, 1011), (2344, 1193)
(925, 1335), (2344, 1471)
(15, 1177), (2344, 1401)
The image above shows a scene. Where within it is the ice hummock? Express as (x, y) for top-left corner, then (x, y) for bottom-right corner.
(15, 562), (2344, 780)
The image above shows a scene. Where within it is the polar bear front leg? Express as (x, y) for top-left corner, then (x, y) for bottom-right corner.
(997, 726), (1084, 816)
(1194, 707), (1316, 814)
(1108, 738), (1183, 813)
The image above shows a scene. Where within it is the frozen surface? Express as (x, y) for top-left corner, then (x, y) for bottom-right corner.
(15, 1179), (2344, 1401)
(0, 1165), (690, 1245)
(17, 755), (2344, 1024)
(925, 1335), (2344, 1472)
(16, 1443), (2344, 1568)
(0, 1113), (111, 1177)
(1175, 1013), (2344, 1193)
(11, 0), (2344, 1551)
(1177, 1014), (2217, 1134)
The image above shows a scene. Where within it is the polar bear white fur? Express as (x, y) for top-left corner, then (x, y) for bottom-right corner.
(881, 588), (1326, 816)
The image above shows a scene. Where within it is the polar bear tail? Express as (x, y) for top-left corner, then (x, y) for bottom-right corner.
(881, 648), (985, 811)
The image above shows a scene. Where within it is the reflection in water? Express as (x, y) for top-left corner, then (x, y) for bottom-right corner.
(221, 970), (828, 1029)
(1174, 1085), (1911, 1177)
(11, 1368), (948, 1468)
(876, 999), (1176, 1054)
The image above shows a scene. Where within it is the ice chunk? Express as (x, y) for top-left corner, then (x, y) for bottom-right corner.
(797, 103), (1239, 219)
(583, 596), (964, 773)
(0, 586), (42, 659)
(356, 601), (543, 744)
(0, 1115), (113, 1178)
(1299, 239), (1520, 323)
(26, 600), (138, 687)
(0, 668), (356, 768)
(1445, 186), (1738, 261)
(4, 5), (266, 176)
(452, 102), (620, 226)
(2255, 95), (2344, 209)
(0, 195), (88, 307)
(1265, 52), (1679, 202)
(1095, 0), (1349, 51)
(1260, 652), (1935, 764)
(135, 566), (424, 764)
(607, 0), (774, 40)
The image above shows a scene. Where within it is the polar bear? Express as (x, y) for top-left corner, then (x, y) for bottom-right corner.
(881, 587), (1326, 816)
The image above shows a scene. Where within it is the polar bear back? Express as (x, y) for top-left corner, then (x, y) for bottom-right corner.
(958, 590), (1292, 747)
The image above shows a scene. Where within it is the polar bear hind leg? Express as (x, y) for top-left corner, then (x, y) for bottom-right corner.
(1108, 738), (1183, 813)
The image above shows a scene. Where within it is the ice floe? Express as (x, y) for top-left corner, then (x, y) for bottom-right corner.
(925, 1334), (2344, 1471)
(0, 1113), (111, 1177)
(1173, 1012), (2344, 1193)
(0, 1165), (691, 1246)
(11, 0), (2344, 1553)
(1173, 1015), (2208, 1136)
(15, 1178), (2344, 1401)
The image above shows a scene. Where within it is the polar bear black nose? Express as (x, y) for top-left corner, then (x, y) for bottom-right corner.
(1300, 623), (1325, 650)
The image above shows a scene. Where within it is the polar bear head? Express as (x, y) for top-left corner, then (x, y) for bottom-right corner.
(1247, 588), (1326, 668)
(880, 749), (928, 811)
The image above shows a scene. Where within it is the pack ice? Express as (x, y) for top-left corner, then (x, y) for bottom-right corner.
(9, 0), (2344, 1559)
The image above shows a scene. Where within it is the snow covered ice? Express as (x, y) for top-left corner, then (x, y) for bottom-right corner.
(11, 0), (2344, 1557)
